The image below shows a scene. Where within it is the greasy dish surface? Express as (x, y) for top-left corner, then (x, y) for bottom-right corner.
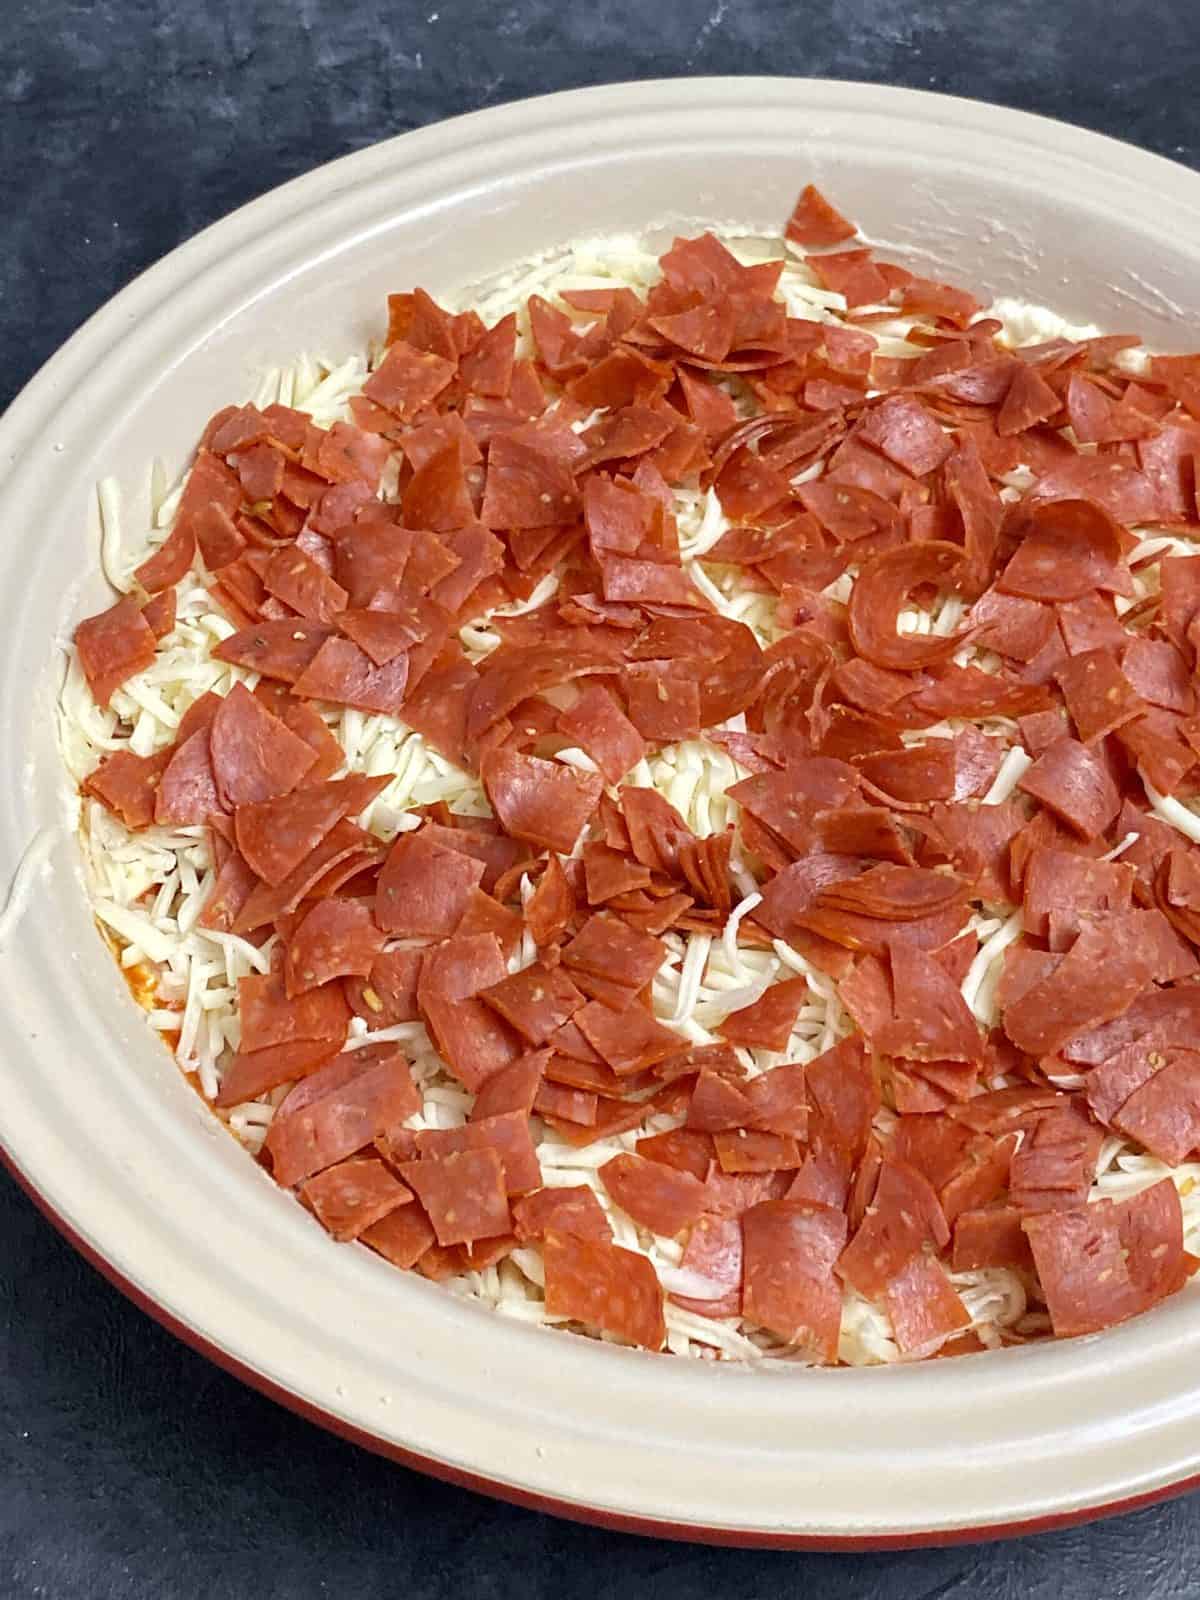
(61, 179), (1200, 1366)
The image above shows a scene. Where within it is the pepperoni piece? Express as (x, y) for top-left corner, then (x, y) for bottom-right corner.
(361, 1202), (437, 1269)
(1022, 846), (1133, 943)
(687, 1069), (755, 1133)
(600, 1151), (708, 1237)
(542, 1230), (666, 1350)
(1003, 923), (1151, 1058)
(141, 589), (177, 641)
(741, 1199), (846, 1361)
(345, 948), (423, 1029)
(233, 820), (378, 933)
(884, 1254), (970, 1357)
(856, 742), (958, 804)
(837, 1157), (948, 1300)
(803, 1036), (876, 1164)
(875, 944), (984, 1064)
(215, 1037), (342, 1108)
(197, 843), (259, 934)
(562, 913), (665, 1000)
(265, 1047), (419, 1187)
(847, 542), (966, 670)
(292, 636), (409, 716)
(302, 1156), (412, 1241)
(238, 967), (350, 1054)
(415, 1111), (541, 1195)
(374, 830), (485, 937)
(284, 899), (386, 996)
(75, 595), (157, 708)
(1101, 1047), (1200, 1164)
(999, 498), (1125, 602)
(479, 963), (586, 1045)
(212, 620), (336, 684)
(399, 1147), (511, 1246)
(1055, 648), (1145, 744)
(716, 976), (808, 1051)
(512, 1185), (611, 1243)
(480, 429), (580, 530)
(996, 361), (1061, 435)
(81, 747), (171, 829)
(1018, 735), (1120, 840)
(263, 546), (349, 623)
(362, 339), (455, 418)
(234, 775), (383, 887)
(1023, 1179), (1187, 1337)
(208, 683), (317, 810)
(1008, 1104), (1103, 1212)
(336, 607), (422, 668)
(785, 184), (857, 248)
(951, 1207), (1033, 1272)
(668, 1213), (743, 1318)
(582, 842), (652, 905)
(637, 1127), (716, 1180)
(574, 999), (682, 1076)
(135, 521), (195, 594)
(1123, 637), (1195, 714)
(858, 394), (954, 477)
(151, 729), (223, 825)
(712, 1129), (803, 1173)
(482, 748), (602, 855)
(417, 933), (522, 1091)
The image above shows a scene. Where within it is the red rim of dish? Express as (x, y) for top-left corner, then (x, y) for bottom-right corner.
(3, 1138), (1196, 1547)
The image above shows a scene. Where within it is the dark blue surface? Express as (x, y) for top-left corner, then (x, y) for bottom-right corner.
(4, 2), (1200, 1593)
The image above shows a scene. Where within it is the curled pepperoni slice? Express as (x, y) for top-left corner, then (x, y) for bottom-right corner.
(847, 542), (966, 670)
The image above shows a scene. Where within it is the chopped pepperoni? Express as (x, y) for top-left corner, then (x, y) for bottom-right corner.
(600, 1152), (708, 1237)
(292, 636), (409, 717)
(233, 820), (378, 933)
(234, 775), (384, 887)
(482, 748), (603, 855)
(717, 976), (808, 1051)
(417, 933), (523, 1091)
(375, 830), (485, 937)
(884, 1254), (970, 1356)
(265, 1047), (420, 1187)
(1023, 1179), (1187, 1337)
(1003, 923), (1152, 1058)
(575, 999), (682, 1076)
(562, 913), (665, 1001)
(284, 899), (386, 996)
(543, 1230), (666, 1350)
(999, 498), (1126, 602)
(400, 1148), (511, 1246)
(513, 1185), (611, 1243)
(415, 1111), (541, 1196)
(213, 620), (336, 684)
(302, 1157), (412, 1241)
(1018, 735), (1121, 840)
(785, 185), (857, 248)
(837, 1158), (948, 1300)
(209, 683), (317, 809)
(74, 596), (157, 708)
(479, 963), (586, 1044)
(361, 1202), (437, 1269)
(741, 1199), (847, 1361)
(1056, 648), (1145, 743)
(847, 543), (965, 670)
(82, 748), (171, 829)
(215, 1036), (343, 1108)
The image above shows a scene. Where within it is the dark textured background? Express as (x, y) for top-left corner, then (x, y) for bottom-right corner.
(4, 1), (1200, 1594)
